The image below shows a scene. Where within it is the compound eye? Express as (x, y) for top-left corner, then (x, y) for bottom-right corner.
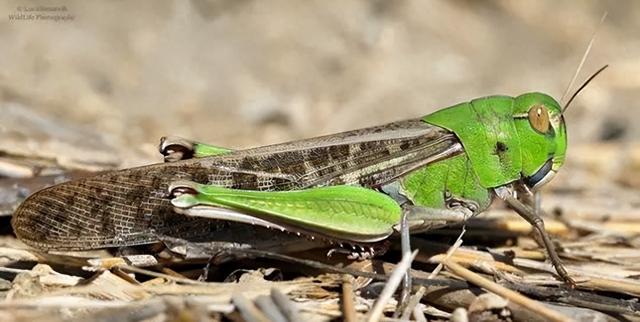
(528, 105), (550, 133)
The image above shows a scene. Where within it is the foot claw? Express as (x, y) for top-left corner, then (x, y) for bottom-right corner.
(561, 274), (577, 288)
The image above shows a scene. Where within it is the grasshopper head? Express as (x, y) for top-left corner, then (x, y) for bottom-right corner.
(513, 92), (567, 190)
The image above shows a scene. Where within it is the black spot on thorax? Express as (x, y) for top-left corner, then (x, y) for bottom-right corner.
(495, 141), (508, 154)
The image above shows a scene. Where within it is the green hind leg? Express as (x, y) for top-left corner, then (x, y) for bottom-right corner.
(168, 180), (401, 243)
(159, 136), (232, 162)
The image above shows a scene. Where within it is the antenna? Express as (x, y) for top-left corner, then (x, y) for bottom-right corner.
(560, 11), (608, 105)
(562, 64), (608, 113)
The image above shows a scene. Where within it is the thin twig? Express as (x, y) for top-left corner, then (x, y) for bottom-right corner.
(500, 279), (640, 315)
(366, 250), (418, 322)
(512, 257), (640, 297)
(119, 265), (207, 285)
(341, 275), (357, 322)
(401, 286), (427, 321)
(232, 293), (271, 322)
(429, 227), (466, 279)
(413, 306), (428, 322)
(0, 267), (31, 274)
(271, 288), (301, 322)
(401, 227), (466, 320)
(111, 267), (141, 285)
(255, 295), (287, 322)
(214, 248), (455, 287)
(160, 267), (190, 279)
(443, 259), (572, 322)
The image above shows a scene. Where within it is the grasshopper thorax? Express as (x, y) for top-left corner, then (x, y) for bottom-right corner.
(423, 92), (567, 191)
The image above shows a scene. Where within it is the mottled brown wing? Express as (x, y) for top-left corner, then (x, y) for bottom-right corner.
(12, 119), (461, 250)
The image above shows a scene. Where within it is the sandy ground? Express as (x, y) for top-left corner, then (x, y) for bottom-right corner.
(1, 1), (638, 166)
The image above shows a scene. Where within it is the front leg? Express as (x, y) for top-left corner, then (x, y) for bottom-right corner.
(494, 184), (575, 286)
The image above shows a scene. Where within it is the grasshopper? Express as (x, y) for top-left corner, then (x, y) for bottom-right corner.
(11, 67), (606, 284)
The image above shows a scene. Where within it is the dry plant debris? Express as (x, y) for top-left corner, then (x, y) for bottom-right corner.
(1, 3), (639, 320)
(1, 145), (639, 321)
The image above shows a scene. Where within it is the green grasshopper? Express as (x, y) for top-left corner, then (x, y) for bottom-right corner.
(12, 67), (606, 285)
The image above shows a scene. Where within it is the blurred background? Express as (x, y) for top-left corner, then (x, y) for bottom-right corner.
(0, 1), (638, 189)
(2, 3), (640, 319)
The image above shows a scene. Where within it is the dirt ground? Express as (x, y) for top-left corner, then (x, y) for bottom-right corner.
(1, 1), (639, 321)
(2, 1), (639, 156)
